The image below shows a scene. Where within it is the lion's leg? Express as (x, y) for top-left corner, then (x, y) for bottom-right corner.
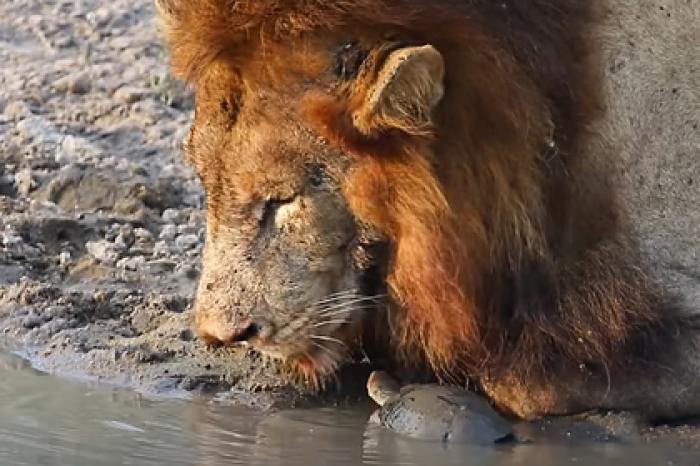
(481, 330), (700, 422)
(483, 237), (700, 421)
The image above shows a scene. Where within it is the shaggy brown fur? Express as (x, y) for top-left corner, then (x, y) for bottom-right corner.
(156, 0), (700, 420)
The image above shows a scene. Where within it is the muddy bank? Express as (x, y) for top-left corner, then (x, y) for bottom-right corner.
(2, 277), (306, 407)
(0, 0), (375, 408)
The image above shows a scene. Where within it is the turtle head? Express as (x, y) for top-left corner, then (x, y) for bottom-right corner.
(367, 370), (401, 406)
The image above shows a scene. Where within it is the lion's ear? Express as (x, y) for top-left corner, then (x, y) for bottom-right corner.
(154, 0), (181, 26)
(352, 45), (445, 136)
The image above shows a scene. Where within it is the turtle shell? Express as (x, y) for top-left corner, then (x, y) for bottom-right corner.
(376, 384), (515, 444)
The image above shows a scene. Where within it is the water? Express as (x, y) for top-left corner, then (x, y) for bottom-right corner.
(0, 352), (698, 466)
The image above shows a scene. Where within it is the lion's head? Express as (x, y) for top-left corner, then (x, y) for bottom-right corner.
(155, 0), (604, 385)
(183, 54), (393, 380)
(175, 37), (454, 382)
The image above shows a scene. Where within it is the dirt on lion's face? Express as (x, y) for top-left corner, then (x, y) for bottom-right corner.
(185, 57), (390, 382)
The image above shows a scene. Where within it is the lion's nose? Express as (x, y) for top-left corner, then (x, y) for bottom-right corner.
(198, 318), (261, 346)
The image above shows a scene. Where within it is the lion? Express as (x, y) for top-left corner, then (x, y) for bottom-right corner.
(154, 0), (700, 421)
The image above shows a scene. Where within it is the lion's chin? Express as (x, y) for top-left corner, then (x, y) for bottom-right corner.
(277, 345), (348, 389)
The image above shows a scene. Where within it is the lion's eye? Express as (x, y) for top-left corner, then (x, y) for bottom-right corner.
(259, 197), (294, 230)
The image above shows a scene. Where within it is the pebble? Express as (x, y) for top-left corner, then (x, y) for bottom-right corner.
(116, 256), (146, 271)
(177, 224), (198, 236)
(4, 100), (32, 121)
(130, 307), (152, 334)
(16, 117), (62, 145)
(133, 228), (154, 244)
(22, 313), (46, 330)
(58, 251), (72, 267)
(86, 8), (113, 28)
(147, 259), (176, 273)
(152, 240), (173, 258)
(104, 224), (121, 242)
(1, 227), (40, 258)
(56, 135), (101, 165)
(159, 164), (180, 179)
(114, 225), (135, 250)
(161, 208), (183, 224)
(114, 86), (149, 104)
(52, 71), (92, 95)
(14, 167), (36, 197)
(175, 234), (200, 252)
(159, 224), (178, 241)
(86, 240), (124, 266)
(1, 228), (24, 248)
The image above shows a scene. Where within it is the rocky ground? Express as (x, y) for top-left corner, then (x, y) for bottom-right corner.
(0, 0), (373, 408)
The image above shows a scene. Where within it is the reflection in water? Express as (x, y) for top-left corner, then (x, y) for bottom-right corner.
(0, 352), (698, 466)
(187, 403), (371, 466)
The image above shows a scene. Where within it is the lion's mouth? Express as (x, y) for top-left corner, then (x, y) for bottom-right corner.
(260, 332), (350, 360)
(248, 330), (354, 384)
(248, 292), (386, 382)
(287, 340), (356, 385)
(198, 289), (386, 383)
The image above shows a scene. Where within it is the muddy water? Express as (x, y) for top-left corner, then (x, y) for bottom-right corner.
(0, 351), (698, 466)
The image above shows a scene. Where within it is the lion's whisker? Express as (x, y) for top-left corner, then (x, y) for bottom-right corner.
(314, 292), (386, 311)
(307, 341), (347, 369)
(316, 305), (351, 315)
(312, 289), (360, 306)
(308, 319), (349, 328)
(313, 295), (357, 307)
(316, 304), (379, 318)
(308, 339), (339, 357)
(309, 334), (349, 348)
(315, 295), (386, 313)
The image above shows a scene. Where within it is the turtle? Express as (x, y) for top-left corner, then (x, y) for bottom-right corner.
(367, 370), (516, 444)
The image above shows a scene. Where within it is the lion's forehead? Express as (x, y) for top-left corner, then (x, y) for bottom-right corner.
(193, 95), (352, 194)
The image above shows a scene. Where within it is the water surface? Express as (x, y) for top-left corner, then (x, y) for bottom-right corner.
(0, 351), (697, 466)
